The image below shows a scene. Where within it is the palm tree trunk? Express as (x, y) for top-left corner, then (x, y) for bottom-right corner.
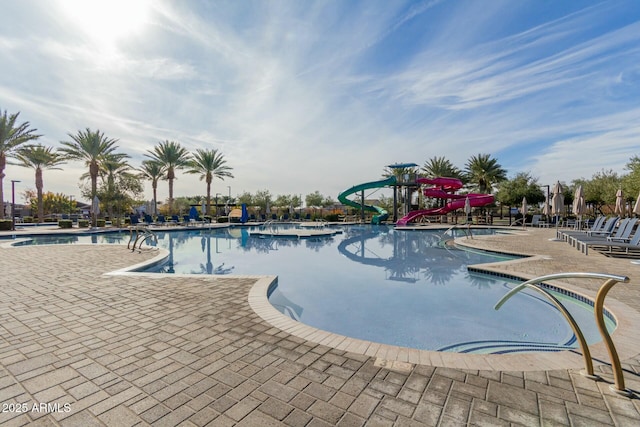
(206, 179), (212, 216)
(168, 167), (175, 214)
(90, 160), (99, 227)
(36, 168), (44, 223)
(152, 183), (158, 216)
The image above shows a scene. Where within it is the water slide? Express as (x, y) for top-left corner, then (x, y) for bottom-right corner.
(338, 176), (397, 224)
(396, 177), (494, 226)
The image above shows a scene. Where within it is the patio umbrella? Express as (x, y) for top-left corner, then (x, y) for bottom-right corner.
(464, 196), (472, 238)
(550, 181), (564, 239)
(634, 191), (640, 216)
(614, 189), (624, 217)
(202, 200), (207, 216)
(572, 185), (586, 228)
(520, 197), (527, 228)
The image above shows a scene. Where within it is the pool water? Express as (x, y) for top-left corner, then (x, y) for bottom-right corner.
(11, 225), (615, 353)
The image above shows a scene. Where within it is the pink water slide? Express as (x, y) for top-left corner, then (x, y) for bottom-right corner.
(396, 177), (494, 226)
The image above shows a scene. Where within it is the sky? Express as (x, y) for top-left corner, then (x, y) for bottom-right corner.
(1, 0), (640, 205)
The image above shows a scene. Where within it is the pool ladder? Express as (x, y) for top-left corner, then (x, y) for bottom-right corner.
(494, 272), (632, 397)
(127, 225), (158, 252)
(443, 224), (472, 239)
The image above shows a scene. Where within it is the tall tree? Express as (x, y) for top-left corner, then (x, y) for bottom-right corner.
(464, 153), (507, 193)
(14, 144), (65, 223)
(0, 110), (41, 218)
(94, 154), (137, 219)
(139, 160), (165, 216)
(184, 148), (233, 215)
(59, 128), (121, 226)
(421, 156), (462, 180)
(145, 140), (191, 214)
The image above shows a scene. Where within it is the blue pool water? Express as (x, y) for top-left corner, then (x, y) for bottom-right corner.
(11, 225), (614, 353)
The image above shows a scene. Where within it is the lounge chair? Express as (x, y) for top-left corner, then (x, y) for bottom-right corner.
(582, 227), (640, 256)
(574, 218), (636, 254)
(585, 216), (619, 237)
(171, 215), (181, 225)
(143, 214), (154, 225)
(559, 216), (605, 242)
(129, 214), (140, 225)
(157, 215), (166, 226)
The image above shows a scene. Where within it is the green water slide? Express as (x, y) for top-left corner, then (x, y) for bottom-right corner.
(338, 176), (396, 224)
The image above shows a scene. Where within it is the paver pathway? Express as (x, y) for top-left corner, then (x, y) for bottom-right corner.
(0, 227), (639, 426)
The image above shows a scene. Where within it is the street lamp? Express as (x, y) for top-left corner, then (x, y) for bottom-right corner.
(11, 180), (20, 231)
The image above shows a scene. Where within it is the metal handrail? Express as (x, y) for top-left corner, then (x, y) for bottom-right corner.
(127, 225), (158, 252)
(494, 272), (631, 396)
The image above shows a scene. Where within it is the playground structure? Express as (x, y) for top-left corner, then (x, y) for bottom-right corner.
(337, 176), (397, 224)
(396, 177), (494, 226)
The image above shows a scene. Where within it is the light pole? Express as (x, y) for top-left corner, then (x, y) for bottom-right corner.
(11, 180), (20, 231)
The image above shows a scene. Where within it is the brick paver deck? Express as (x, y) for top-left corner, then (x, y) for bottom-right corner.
(1, 226), (639, 426)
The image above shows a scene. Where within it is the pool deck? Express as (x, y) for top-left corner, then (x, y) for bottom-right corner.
(1, 225), (639, 426)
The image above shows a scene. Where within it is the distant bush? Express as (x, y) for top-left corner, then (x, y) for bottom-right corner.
(58, 220), (73, 229)
(78, 220), (90, 227)
(23, 216), (34, 223)
(44, 218), (56, 223)
(0, 220), (12, 230)
(96, 219), (106, 227)
(325, 214), (340, 222)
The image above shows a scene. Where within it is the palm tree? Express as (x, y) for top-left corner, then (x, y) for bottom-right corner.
(92, 154), (135, 220)
(59, 128), (122, 226)
(421, 156), (462, 180)
(184, 148), (234, 215)
(0, 110), (41, 219)
(145, 140), (191, 214)
(14, 144), (65, 223)
(139, 160), (166, 216)
(464, 153), (507, 194)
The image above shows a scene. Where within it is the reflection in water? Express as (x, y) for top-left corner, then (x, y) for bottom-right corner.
(337, 227), (512, 286)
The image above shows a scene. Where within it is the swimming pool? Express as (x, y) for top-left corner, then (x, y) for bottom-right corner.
(10, 225), (614, 353)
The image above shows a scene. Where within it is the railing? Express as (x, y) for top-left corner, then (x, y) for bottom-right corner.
(127, 225), (158, 252)
(494, 272), (631, 396)
(443, 224), (472, 240)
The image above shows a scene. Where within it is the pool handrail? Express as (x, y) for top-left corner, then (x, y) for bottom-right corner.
(494, 272), (631, 396)
(127, 225), (158, 252)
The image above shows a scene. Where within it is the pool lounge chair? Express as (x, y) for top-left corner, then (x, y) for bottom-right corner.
(567, 216), (618, 246)
(574, 218), (637, 254)
(583, 228), (640, 257)
(559, 216), (605, 241)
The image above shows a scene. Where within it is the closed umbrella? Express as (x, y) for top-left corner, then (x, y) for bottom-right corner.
(520, 197), (527, 228)
(572, 185), (586, 229)
(614, 189), (624, 217)
(549, 181), (564, 240)
(634, 191), (640, 216)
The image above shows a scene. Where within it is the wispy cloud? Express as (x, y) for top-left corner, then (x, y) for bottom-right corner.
(1, 0), (639, 201)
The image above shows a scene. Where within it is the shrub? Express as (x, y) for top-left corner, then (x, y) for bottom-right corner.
(78, 220), (90, 227)
(0, 220), (12, 230)
(96, 219), (106, 227)
(23, 216), (34, 223)
(58, 220), (73, 229)
(218, 216), (230, 223)
(325, 214), (340, 222)
(44, 218), (56, 223)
